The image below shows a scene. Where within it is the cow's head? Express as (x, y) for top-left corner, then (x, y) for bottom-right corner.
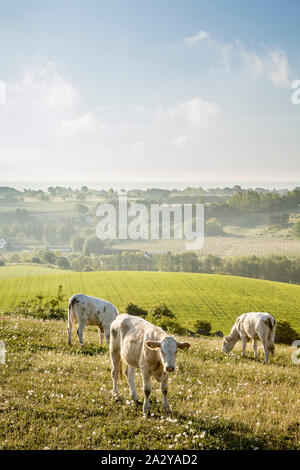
(145, 336), (190, 373)
(221, 336), (232, 353)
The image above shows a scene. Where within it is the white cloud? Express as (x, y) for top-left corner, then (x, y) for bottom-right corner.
(184, 30), (209, 45)
(183, 30), (291, 86)
(61, 113), (106, 136)
(168, 97), (220, 130)
(241, 48), (290, 88)
(10, 63), (79, 111)
(131, 140), (145, 155)
(0, 81), (6, 105)
(171, 135), (188, 147)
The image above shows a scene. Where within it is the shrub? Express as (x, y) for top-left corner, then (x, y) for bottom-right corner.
(3, 285), (66, 320)
(155, 317), (186, 335)
(0, 259), (5, 266)
(124, 302), (148, 318)
(149, 304), (175, 319)
(147, 304), (186, 334)
(275, 321), (300, 345)
(194, 319), (212, 333)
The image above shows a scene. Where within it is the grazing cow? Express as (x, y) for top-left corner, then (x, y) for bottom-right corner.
(222, 312), (276, 364)
(67, 293), (118, 346)
(109, 314), (190, 415)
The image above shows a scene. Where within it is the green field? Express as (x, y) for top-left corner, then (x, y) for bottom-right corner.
(0, 269), (300, 332)
(0, 314), (299, 450)
(0, 264), (72, 279)
(1, 269), (300, 449)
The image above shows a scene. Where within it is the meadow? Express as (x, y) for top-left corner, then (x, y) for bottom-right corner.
(0, 313), (299, 450)
(0, 267), (300, 332)
(0, 268), (299, 450)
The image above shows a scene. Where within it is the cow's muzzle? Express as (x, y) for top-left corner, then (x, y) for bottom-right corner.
(166, 366), (175, 373)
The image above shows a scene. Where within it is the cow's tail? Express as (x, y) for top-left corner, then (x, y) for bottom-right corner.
(68, 294), (78, 325)
(266, 316), (276, 355)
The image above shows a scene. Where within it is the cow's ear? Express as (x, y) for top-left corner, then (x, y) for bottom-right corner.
(177, 341), (191, 350)
(145, 341), (161, 350)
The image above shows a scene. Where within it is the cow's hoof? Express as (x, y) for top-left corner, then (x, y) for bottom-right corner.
(162, 406), (171, 415)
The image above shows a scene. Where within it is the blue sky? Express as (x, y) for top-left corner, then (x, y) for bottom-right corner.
(0, 0), (299, 181)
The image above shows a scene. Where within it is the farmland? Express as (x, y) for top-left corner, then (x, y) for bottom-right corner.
(0, 269), (300, 332)
(0, 313), (300, 450)
(112, 236), (300, 258)
(0, 264), (71, 279)
(0, 269), (300, 450)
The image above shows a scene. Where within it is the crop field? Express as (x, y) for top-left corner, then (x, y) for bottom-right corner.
(112, 236), (300, 258)
(0, 313), (299, 450)
(0, 270), (299, 333)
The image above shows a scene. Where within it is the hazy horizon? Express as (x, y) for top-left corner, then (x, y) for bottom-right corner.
(1, 180), (300, 192)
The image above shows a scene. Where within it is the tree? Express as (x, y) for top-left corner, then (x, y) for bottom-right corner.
(83, 236), (104, 255)
(57, 256), (71, 269)
(292, 222), (300, 239)
(42, 251), (56, 264)
(75, 203), (89, 215)
(71, 235), (84, 252)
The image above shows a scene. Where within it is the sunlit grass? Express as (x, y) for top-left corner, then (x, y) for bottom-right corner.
(0, 312), (299, 450)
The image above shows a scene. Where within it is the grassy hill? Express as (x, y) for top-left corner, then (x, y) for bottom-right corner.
(0, 264), (72, 279)
(0, 269), (300, 333)
(0, 269), (300, 449)
(0, 313), (299, 450)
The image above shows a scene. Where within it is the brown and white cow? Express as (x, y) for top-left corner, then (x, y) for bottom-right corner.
(109, 314), (190, 415)
(222, 312), (276, 364)
(67, 293), (118, 346)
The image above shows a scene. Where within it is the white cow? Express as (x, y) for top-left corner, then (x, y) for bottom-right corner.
(109, 314), (190, 415)
(222, 312), (276, 364)
(67, 293), (118, 346)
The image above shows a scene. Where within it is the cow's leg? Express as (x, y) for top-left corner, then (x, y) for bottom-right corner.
(98, 327), (104, 345)
(67, 316), (74, 346)
(104, 328), (110, 346)
(160, 373), (170, 414)
(126, 365), (138, 402)
(142, 369), (152, 415)
(253, 339), (258, 359)
(76, 318), (86, 346)
(259, 332), (269, 364)
(110, 350), (121, 398)
(241, 334), (247, 357)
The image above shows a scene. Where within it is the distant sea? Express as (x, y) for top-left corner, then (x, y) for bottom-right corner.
(0, 181), (300, 192)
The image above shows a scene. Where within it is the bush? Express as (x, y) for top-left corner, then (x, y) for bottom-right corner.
(194, 319), (212, 333)
(31, 256), (41, 263)
(0, 259), (5, 266)
(275, 321), (300, 344)
(3, 285), (66, 320)
(149, 304), (175, 319)
(124, 302), (148, 318)
(154, 317), (186, 335)
(147, 304), (186, 334)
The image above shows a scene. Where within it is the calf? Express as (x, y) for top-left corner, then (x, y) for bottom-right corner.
(222, 312), (276, 364)
(109, 314), (190, 415)
(67, 293), (118, 346)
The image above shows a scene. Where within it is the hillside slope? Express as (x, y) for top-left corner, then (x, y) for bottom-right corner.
(0, 270), (299, 332)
